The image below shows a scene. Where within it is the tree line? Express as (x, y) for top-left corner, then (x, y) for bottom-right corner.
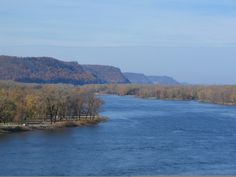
(82, 84), (236, 105)
(0, 81), (103, 124)
(1, 82), (236, 124)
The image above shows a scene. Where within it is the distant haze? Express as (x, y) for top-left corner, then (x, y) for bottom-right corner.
(1, 46), (236, 85)
(1, 0), (236, 84)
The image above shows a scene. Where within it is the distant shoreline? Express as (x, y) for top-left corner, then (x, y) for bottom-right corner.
(0, 117), (107, 135)
(98, 93), (236, 107)
(85, 84), (236, 107)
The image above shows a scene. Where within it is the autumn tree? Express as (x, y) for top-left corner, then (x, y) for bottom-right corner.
(0, 96), (16, 123)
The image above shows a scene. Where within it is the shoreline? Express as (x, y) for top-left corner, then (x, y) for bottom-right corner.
(0, 117), (108, 135)
(100, 93), (236, 107)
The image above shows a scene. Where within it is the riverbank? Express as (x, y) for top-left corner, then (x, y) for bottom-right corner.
(85, 84), (236, 107)
(0, 117), (107, 134)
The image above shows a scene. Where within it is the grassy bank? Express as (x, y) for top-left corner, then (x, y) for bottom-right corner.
(0, 117), (107, 134)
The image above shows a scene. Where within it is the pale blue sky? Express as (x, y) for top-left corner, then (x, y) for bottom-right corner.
(1, 0), (236, 84)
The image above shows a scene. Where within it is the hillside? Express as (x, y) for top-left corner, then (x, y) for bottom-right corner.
(147, 76), (179, 85)
(83, 65), (130, 84)
(123, 72), (151, 84)
(0, 56), (129, 85)
(124, 72), (179, 85)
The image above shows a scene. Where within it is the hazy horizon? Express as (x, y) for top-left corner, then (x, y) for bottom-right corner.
(1, 46), (236, 85)
(1, 0), (236, 84)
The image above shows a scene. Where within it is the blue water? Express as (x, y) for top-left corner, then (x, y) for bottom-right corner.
(1, 95), (236, 175)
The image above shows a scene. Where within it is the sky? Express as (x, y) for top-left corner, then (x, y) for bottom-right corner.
(0, 0), (236, 84)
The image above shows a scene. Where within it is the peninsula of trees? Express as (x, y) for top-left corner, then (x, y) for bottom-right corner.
(0, 81), (105, 133)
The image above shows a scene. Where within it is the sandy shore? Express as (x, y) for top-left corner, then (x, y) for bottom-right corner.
(0, 117), (107, 134)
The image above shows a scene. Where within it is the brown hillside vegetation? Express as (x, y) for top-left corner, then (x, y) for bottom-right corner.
(83, 65), (130, 84)
(0, 55), (130, 85)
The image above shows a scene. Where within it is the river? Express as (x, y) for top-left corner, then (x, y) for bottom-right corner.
(1, 95), (236, 175)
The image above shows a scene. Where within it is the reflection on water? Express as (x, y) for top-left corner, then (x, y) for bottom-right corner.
(1, 95), (236, 175)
